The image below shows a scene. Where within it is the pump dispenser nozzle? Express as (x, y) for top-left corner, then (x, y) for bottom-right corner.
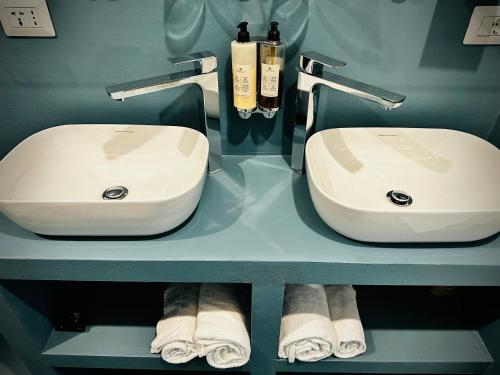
(267, 21), (280, 42)
(237, 21), (250, 42)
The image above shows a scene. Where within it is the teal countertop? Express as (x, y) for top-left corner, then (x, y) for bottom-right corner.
(0, 156), (499, 285)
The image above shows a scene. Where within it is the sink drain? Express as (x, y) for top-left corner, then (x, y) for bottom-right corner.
(386, 190), (412, 206)
(102, 186), (128, 200)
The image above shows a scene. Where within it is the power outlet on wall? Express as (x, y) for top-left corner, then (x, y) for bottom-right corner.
(464, 6), (500, 44)
(7, 7), (41, 28)
(490, 17), (500, 36)
(477, 16), (500, 36)
(0, 0), (55, 37)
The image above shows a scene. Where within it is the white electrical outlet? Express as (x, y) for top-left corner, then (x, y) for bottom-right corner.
(7, 8), (41, 28)
(490, 17), (500, 36)
(464, 6), (500, 45)
(0, 0), (55, 37)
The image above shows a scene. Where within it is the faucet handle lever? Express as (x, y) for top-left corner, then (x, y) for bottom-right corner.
(300, 51), (346, 75)
(168, 51), (217, 74)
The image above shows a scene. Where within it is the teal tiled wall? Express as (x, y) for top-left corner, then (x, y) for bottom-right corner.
(0, 0), (499, 158)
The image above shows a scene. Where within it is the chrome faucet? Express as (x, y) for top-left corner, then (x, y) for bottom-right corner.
(105, 51), (223, 174)
(291, 51), (406, 174)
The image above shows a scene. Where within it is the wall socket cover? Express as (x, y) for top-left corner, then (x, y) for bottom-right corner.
(0, 0), (55, 37)
(464, 6), (500, 45)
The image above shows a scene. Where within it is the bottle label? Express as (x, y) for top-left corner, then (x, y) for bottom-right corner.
(233, 64), (252, 97)
(260, 63), (280, 97)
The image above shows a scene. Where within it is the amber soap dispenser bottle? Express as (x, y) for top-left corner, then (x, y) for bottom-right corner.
(258, 21), (285, 111)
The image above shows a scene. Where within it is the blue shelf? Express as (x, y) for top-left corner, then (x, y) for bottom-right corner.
(42, 325), (248, 371)
(36, 285), (494, 374)
(41, 325), (491, 374)
(0, 156), (499, 286)
(275, 329), (492, 374)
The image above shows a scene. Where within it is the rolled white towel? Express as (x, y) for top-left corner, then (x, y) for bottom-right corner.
(195, 283), (251, 369)
(150, 283), (200, 364)
(325, 285), (366, 359)
(279, 284), (336, 363)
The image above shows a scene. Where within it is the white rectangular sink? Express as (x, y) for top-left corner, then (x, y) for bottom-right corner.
(0, 124), (209, 236)
(306, 128), (500, 242)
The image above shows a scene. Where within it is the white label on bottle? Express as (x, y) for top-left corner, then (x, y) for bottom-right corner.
(233, 64), (251, 97)
(260, 63), (280, 97)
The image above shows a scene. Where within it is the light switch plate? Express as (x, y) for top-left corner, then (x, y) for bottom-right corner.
(464, 6), (500, 45)
(0, 0), (55, 37)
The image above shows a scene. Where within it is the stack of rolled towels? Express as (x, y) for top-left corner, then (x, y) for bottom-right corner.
(150, 283), (250, 369)
(279, 284), (366, 363)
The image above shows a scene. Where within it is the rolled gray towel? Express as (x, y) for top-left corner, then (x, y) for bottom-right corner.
(279, 284), (336, 362)
(325, 285), (366, 359)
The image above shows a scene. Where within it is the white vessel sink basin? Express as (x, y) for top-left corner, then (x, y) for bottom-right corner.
(306, 128), (500, 242)
(0, 124), (209, 236)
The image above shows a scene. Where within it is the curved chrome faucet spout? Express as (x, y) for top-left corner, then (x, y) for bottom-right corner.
(105, 51), (222, 174)
(291, 51), (406, 174)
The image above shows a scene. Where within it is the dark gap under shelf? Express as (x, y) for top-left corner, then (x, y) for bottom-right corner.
(56, 368), (249, 375)
(277, 373), (481, 375)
